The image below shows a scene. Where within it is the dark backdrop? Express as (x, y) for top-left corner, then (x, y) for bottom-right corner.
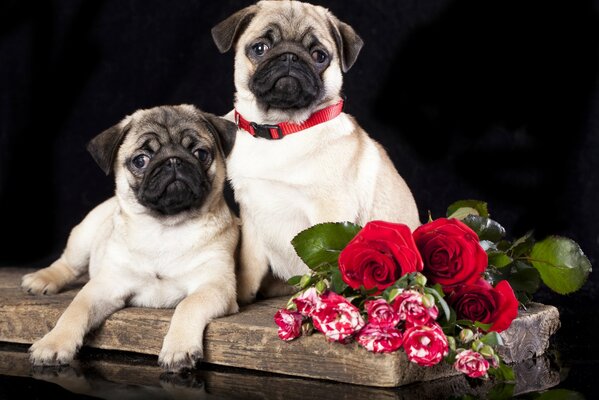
(1, 0), (598, 392)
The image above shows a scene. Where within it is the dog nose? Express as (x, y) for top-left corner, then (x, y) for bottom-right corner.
(167, 157), (181, 169)
(280, 53), (299, 63)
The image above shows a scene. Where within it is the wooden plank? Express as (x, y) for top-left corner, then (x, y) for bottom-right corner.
(0, 344), (561, 399)
(0, 267), (560, 387)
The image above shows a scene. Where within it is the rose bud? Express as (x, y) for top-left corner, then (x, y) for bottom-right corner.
(447, 336), (457, 351)
(479, 345), (495, 358)
(414, 272), (428, 287)
(422, 293), (436, 309)
(459, 328), (474, 343)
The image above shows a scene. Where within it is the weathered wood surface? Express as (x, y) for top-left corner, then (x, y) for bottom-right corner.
(0, 344), (561, 400)
(0, 267), (560, 387)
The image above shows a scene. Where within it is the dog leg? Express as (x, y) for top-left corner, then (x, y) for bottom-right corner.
(29, 279), (128, 366)
(159, 279), (237, 372)
(236, 213), (270, 305)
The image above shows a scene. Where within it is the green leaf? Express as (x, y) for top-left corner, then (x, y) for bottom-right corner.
(529, 236), (592, 294)
(508, 231), (535, 258)
(291, 222), (362, 271)
(462, 215), (506, 242)
(487, 362), (515, 382)
(447, 200), (489, 219)
(287, 275), (302, 286)
(330, 269), (348, 294)
(488, 251), (513, 268)
(480, 331), (504, 346)
(424, 286), (451, 321)
(507, 261), (541, 295)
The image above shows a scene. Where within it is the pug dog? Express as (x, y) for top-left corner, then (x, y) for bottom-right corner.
(211, 0), (421, 305)
(21, 104), (239, 372)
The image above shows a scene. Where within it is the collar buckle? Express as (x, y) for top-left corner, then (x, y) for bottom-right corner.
(250, 122), (283, 140)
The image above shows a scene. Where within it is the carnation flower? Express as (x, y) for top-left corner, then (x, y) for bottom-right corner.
(402, 323), (449, 367)
(454, 349), (490, 378)
(293, 287), (323, 316)
(356, 324), (403, 353)
(274, 309), (303, 341)
(392, 289), (439, 327)
(364, 298), (400, 328)
(311, 291), (365, 343)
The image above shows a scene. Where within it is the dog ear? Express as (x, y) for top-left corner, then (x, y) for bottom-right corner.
(87, 119), (131, 175)
(211, 6), (257, 53)
(202, 113), (237, 158)
(329, 16), (364, 73)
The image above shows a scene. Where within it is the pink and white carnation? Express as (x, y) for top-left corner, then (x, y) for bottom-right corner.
(393, 289), (439, 327)
(311, 291), (365, 343)
(402, 323), (449, 367)
(274, 309), (303, 341)
(454, 349), (490, 378)
(293, 287), (323, 316)
(356, 323), (403, 353)
(364, 298), (400, 328)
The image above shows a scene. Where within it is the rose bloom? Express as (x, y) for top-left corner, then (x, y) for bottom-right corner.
(356, 323), (403, 353)
(274, 309), (303, 341)
(293, 287), (323, 316)
(392, 289), (439, 327)
(364, 299), (400, 328)
(311, 291), (365, 343)
(454, 350), (490, 378)
(447, 279), (519, 332)
(413, 218), (487, 289)
(402, 323), (449, 367)
(338, 221), (423, 293)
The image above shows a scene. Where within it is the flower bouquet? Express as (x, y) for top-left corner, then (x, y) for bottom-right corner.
(274, 200), (592, 380)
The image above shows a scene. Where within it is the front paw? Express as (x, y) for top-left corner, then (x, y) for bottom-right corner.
(29, 333), (80, 366)
(22, 268), (63, 295)
(158, 342), (203, 372)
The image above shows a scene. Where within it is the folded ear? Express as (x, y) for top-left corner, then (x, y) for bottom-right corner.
(86, 119), (131, 175)
(329, 16), (364, 73)
(211, 5), (257, 53)
(202, 113), (237, 158)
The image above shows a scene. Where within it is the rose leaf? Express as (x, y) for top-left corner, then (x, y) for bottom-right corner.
(446, 199), (489, 219)
(291, 222), (362, 271)
(529, 236), (592, 295)
(462, 215), (506, 243)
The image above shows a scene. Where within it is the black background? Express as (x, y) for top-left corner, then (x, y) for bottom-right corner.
(1, 0), (598, 396)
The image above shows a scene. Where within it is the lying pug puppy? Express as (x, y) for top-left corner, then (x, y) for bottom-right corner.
(212, 0), (421, 305)
(21, 104), (239, 372)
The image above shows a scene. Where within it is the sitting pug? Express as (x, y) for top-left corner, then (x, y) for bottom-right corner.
(211, 0), (421, 304)
(21, 104), (239, 372)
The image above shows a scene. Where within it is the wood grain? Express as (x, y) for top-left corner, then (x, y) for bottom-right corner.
(0, 267), (560, 387)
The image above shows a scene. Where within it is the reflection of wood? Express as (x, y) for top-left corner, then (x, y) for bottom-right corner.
(0, 267), (560, 387)
(0, 345), (561, 400)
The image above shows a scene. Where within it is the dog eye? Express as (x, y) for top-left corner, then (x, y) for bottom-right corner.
(131, 154), (150, 170)
(251, 42), (269, 56)
(311, 49), (327, 64)
(194, 148), (211, 163)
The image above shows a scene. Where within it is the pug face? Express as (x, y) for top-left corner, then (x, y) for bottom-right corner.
(87, 105), (236, 218)
(212, 0), (363, 119)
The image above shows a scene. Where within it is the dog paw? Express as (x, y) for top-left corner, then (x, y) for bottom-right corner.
(158, 345), (203, 372)
(22, 270), (61, 295)
(29, 334), (79, 366)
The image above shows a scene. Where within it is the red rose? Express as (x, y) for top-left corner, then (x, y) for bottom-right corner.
(338, 221), (423, 293)
(392, 289), (439, 327)
(364, 299), (400, 328)
(402, 323), (449, 367)
(447, 279), (519, 332)
(311, 291), (365, 343)
(413, 218), (487, 289)
(356, 324), (403, 353)
(454, 350), (490, 378)
(274, 309), (303, 341)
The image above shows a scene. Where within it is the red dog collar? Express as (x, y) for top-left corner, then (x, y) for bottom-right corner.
(234, 100), (344, 140)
